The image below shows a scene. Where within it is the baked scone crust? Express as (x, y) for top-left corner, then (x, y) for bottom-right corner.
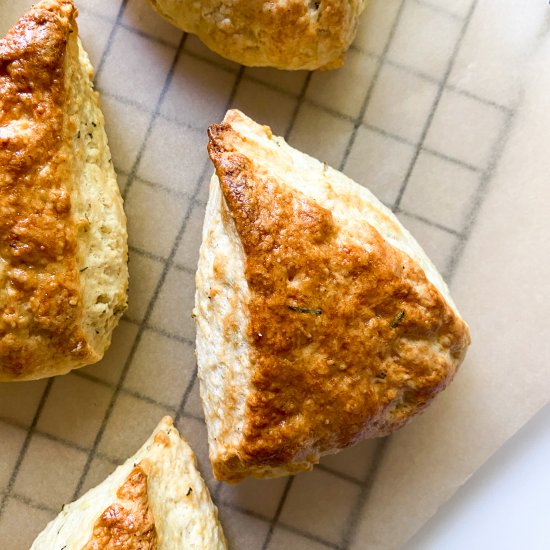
(148, 0), (367, 70)
(81, 465), (158, 549)
(197, 110), (471, 482)
(31, 417), (227, 550)
(0, 0), (128, 380)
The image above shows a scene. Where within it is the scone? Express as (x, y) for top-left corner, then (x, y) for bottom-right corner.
(195, 110), (471, 482)
(0, 0), (128, 381)
(31, 417), (227, 549)
(147, 0), (367, 70)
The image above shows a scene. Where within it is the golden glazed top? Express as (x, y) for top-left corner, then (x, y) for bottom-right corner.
(207, 112), (470, 479)
(0, 0), (93, 378)
(82, 464), (158, 550)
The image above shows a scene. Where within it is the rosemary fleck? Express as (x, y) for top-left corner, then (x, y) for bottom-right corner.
(288, 305), (323, 316)
(390, 309), (405, 328)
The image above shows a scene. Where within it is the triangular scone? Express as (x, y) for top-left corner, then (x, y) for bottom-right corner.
(196, 109), (471, 482)
(0, 0), (128, 380)
(31, 417), (227, 549)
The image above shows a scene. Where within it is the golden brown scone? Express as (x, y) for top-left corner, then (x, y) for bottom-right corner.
(31, 417), (227, 549)
(147, 0), (367, 70)
(0, 0), (128, 381)
(195, 110), (471, 482)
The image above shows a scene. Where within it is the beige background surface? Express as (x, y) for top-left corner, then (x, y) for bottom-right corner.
(0, 1), (549, 548)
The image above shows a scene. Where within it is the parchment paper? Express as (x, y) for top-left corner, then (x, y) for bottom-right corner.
(0, 1), (549, 549)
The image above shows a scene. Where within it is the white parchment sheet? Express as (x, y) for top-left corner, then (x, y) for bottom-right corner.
(0, 1), (549, 548)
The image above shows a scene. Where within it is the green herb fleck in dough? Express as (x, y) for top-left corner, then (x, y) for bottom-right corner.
(288, 305), (323, 315)
(390, 310), (405, 328)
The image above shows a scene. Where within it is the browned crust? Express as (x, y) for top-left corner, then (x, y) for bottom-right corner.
(200, 0), (354, 70)
(207, 119), (471, 481)
(149, 0), (363, 70)
(82, 464), (158, 550)
(0, 0), (95, 379)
